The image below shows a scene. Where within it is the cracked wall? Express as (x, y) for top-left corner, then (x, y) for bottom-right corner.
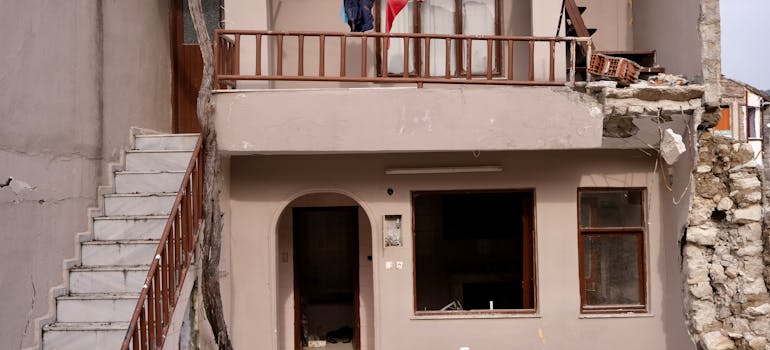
(1, 1), (171, 348)
(683, 132), (770, 350)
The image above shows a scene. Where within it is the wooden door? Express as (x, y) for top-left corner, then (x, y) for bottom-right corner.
(171, 0), (221, 133)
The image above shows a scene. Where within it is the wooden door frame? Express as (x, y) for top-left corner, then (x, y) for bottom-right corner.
(292, 206), (361, 350)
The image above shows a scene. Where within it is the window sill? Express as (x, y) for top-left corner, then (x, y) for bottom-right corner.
(411, 313), (541, 320)
(579, 313), (654, 319)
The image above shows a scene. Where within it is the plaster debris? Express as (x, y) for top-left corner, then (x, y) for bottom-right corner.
(661, 128), (687, 165)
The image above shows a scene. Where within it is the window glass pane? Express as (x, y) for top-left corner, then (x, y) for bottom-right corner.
(384, 0), (416, 75)
(421, 0), (457, 76)
(462, 0), (495, 74)
(748, 107), (759, 139)
(413, 191), (535, 312)
(582, 235), (641, 306)
(580, 190), (643, 228)
(183, 0), (221, 44)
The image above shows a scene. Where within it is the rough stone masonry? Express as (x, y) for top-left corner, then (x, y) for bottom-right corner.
(684, 131), (770, 350)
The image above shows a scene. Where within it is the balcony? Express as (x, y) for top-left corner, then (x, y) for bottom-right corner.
(211, 30), (604, 154)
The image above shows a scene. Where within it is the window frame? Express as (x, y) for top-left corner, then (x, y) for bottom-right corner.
(410, 189), (538, 316)
(374, 0), (503, 78)
(747, 106), (761, 140)
(577, 188), (648, 314)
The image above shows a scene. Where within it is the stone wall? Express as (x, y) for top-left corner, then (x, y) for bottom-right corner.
(684, 132), (770, 350)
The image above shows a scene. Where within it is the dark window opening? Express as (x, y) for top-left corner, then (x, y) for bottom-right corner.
(578, 189), (647, 313)
(747, 107), (760, 140)
(412, 190), (535, 314)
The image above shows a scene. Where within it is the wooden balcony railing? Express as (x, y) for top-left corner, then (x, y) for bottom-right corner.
(121, 136), (203, 350)
(214, 29), (592, 88)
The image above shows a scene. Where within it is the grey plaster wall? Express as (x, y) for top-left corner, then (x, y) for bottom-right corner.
(0, 1), (171, 347)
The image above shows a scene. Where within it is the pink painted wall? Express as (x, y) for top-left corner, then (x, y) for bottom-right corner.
(222, 149), (695, 350)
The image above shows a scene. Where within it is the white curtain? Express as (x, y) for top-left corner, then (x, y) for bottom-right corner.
(462, 0), (495, 75)
(385, 0), (495, 76)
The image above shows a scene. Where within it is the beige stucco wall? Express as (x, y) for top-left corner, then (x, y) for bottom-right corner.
(0, 1), (171, 347)
(633, 0), (702, 79)
(215, 86), (604, 154)
(101, 0), (173, 172)
(576, 0), (633, 51)
(223, 149), (695, 350)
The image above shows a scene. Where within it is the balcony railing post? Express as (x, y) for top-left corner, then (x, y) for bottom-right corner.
(256, 34), (262, 76)
(319, 35), (326, 77)
(549, 40), (555, 82)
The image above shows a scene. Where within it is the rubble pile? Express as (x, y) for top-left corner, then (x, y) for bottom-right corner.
(684, 131), (770, 350)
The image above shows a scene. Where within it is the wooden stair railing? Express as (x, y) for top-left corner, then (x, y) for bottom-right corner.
(121, 135), (203, 350)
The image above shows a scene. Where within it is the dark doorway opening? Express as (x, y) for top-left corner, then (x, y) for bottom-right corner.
(293, 207), (360, 350)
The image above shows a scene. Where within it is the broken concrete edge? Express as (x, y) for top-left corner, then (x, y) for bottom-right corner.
(684, 131), (770, 350)
(21, 127), (151, 350)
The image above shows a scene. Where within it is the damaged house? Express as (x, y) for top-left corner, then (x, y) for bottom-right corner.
(2, 0), (769, 350)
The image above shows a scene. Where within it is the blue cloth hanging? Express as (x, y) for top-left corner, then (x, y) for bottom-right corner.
(343, 0), (374, 32)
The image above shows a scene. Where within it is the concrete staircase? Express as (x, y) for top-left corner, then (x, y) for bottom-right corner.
(41, 133), (198, 350)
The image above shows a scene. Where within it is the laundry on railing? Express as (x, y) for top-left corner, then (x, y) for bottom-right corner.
(343, 0), (375, 32)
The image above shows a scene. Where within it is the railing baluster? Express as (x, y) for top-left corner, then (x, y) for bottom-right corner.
(486, 39), (493, 80)
(340, 36), (347, 77)
(507, 39), (514, 80)
(528, 40), (535, 82)
(445, 38), (451, 78)
(403, 37), (409, 78)
(381, 37), (388, 78)
(319, 35), (325, 77)
(255, 34), (262, 76)
(276, 34), (283, 76)
(137, 307), (145, 350)
(151, 274), (162, 346)
(466, 39), (472, 80)
(361, 35), (367, 77)
(298, 34), (305, 76)
(549, 40), (555, 82)
(424, 38), (431, 77)
(570, 40), (576, 84)
(234, 34), (241, 75)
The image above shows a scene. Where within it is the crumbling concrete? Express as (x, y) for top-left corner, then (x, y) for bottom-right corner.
(699, 0), (722, 106)
(684, 132), (770, 350)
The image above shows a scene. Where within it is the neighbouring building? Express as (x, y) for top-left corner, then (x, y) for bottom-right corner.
(6, 1), (769, 350)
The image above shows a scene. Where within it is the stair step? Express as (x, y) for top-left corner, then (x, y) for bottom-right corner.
(81, 240), (159, 267)
(134, 133), (198, 151)
(115, 170), (185, 194)
(69, 266), (148, 294)
(125, 150), (193, 172)
(567, 27), (597, 36)
(56, 294), (139, 323)
(43, 322), (128, 350)
(93, 215), (169, 241)
(104, 193), (177, 216)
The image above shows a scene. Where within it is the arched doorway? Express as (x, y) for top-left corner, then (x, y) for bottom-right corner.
(275, 193), (374, 350)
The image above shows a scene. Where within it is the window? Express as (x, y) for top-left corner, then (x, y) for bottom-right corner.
(412, 190), (535, 314)
(578, 189), (646, 313)
(377, 0), (502, 77)
(747, 107), (760, 140)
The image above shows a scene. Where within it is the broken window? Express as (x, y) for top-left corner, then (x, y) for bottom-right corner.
(412, 190), (535, 314)
(578, 189), (647, 313)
